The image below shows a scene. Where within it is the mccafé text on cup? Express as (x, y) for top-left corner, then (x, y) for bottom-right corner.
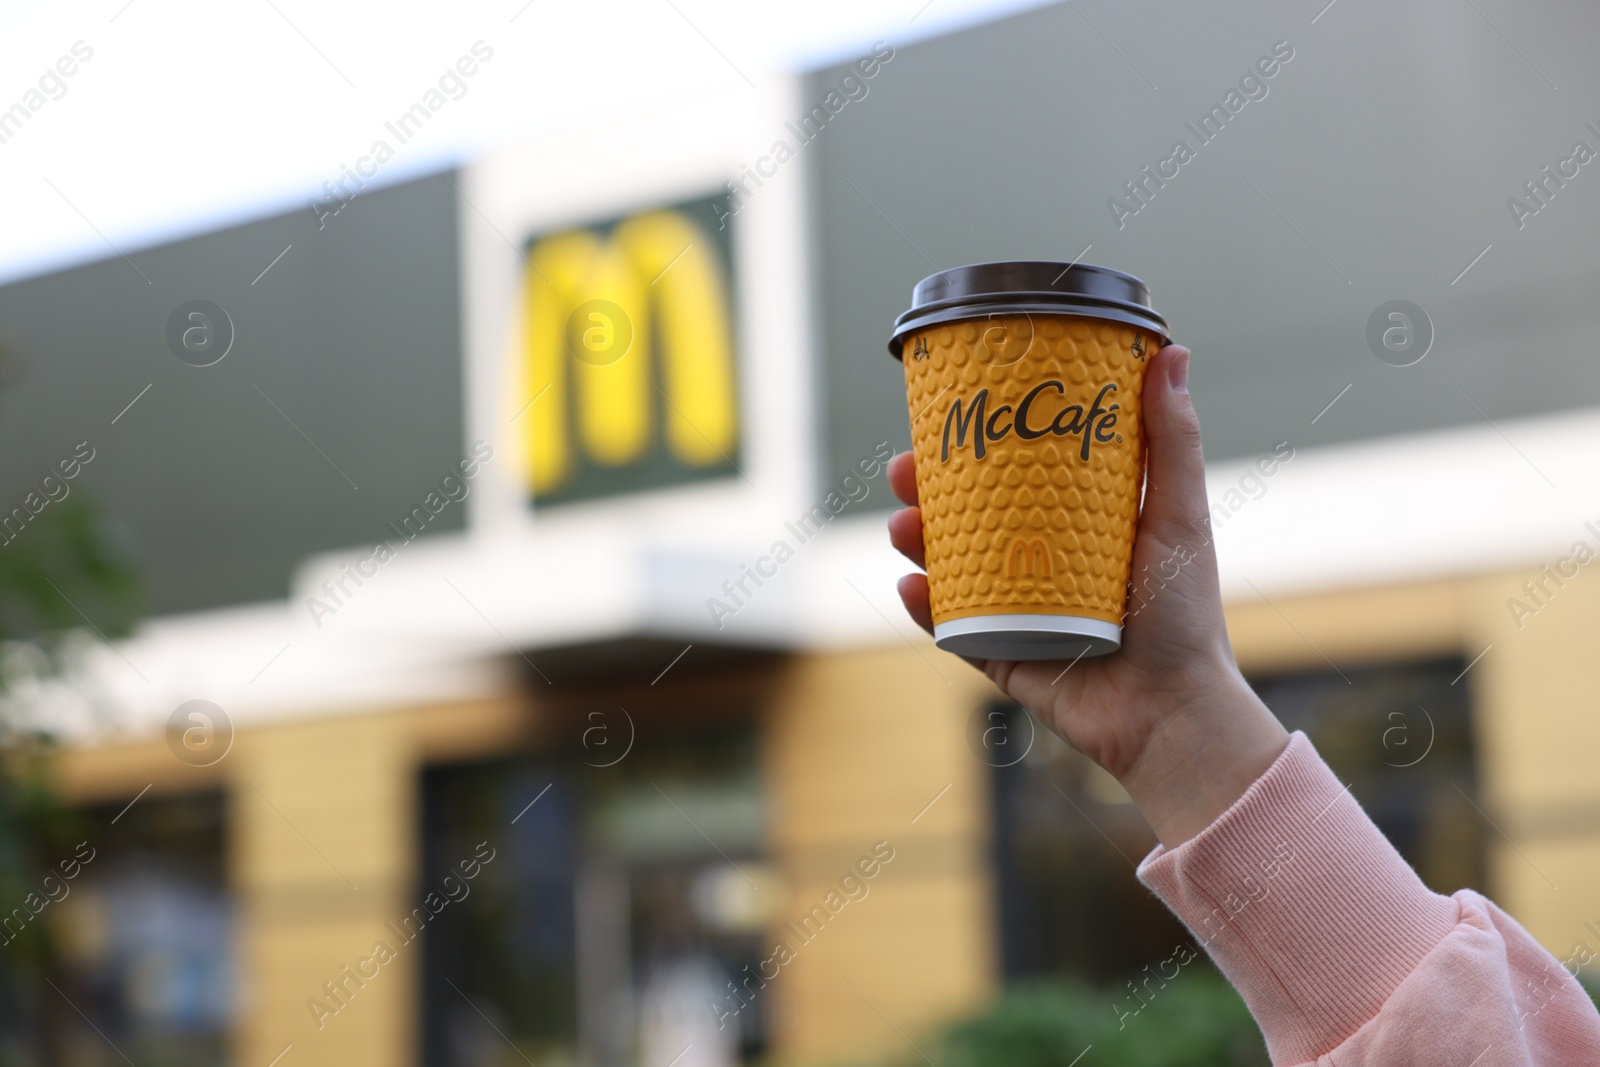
(889, 261), (1170, 660)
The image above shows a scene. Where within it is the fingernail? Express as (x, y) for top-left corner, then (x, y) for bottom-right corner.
(1168, 348), (1190, 394)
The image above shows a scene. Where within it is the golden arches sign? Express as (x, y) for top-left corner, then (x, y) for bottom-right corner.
(519, 207), (738, 497)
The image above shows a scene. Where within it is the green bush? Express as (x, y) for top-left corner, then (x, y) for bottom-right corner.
(890, 959), (1600, 1067)
(927, 965), (1268, 1067)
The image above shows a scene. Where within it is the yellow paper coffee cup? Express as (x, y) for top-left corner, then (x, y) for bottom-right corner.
(889, 262), (1169, 660)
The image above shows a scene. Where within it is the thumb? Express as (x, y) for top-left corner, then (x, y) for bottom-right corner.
(1139, 344), (1210, 543)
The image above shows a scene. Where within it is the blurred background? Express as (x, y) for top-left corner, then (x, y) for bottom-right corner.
(1, 0), (1598, 1063)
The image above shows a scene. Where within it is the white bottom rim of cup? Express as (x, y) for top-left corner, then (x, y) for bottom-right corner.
(934, 614), (1121, 661)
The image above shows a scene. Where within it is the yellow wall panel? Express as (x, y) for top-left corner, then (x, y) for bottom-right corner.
(231, 711), (418, 1067)
(764, 645), (998, 1063)
(1225, 579), (1464, 674)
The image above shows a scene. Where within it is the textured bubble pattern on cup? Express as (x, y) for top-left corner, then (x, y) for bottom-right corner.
(904, 314), (1155, 626)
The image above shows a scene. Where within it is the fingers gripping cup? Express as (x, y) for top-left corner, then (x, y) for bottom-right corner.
(889, 262), (1170, 661)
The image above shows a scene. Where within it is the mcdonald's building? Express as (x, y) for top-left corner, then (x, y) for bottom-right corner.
(7, 4), (1600, 1066)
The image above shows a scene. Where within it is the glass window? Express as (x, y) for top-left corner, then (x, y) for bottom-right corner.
(991, 654), (1482, 983)
(423, 722), (771, 1067)
(0, 789), (231, 1066)
(1247, 655), (1483, 895)
(989, 701), (1182, 983)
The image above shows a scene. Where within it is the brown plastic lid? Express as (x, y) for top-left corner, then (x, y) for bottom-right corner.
(888, 260), (1170, 359)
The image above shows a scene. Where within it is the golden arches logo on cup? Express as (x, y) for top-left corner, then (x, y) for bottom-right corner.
(166, 699), (234, 767)
(514, 195), (740, 505)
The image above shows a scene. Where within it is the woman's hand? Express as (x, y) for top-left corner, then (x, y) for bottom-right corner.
(888, 343), (1289, 848)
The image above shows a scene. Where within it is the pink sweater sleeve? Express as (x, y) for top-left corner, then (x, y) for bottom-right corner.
(1137, 732), (1600, 1065)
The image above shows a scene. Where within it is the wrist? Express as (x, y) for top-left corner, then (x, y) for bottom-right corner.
(1119, 664), (1290, 850)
